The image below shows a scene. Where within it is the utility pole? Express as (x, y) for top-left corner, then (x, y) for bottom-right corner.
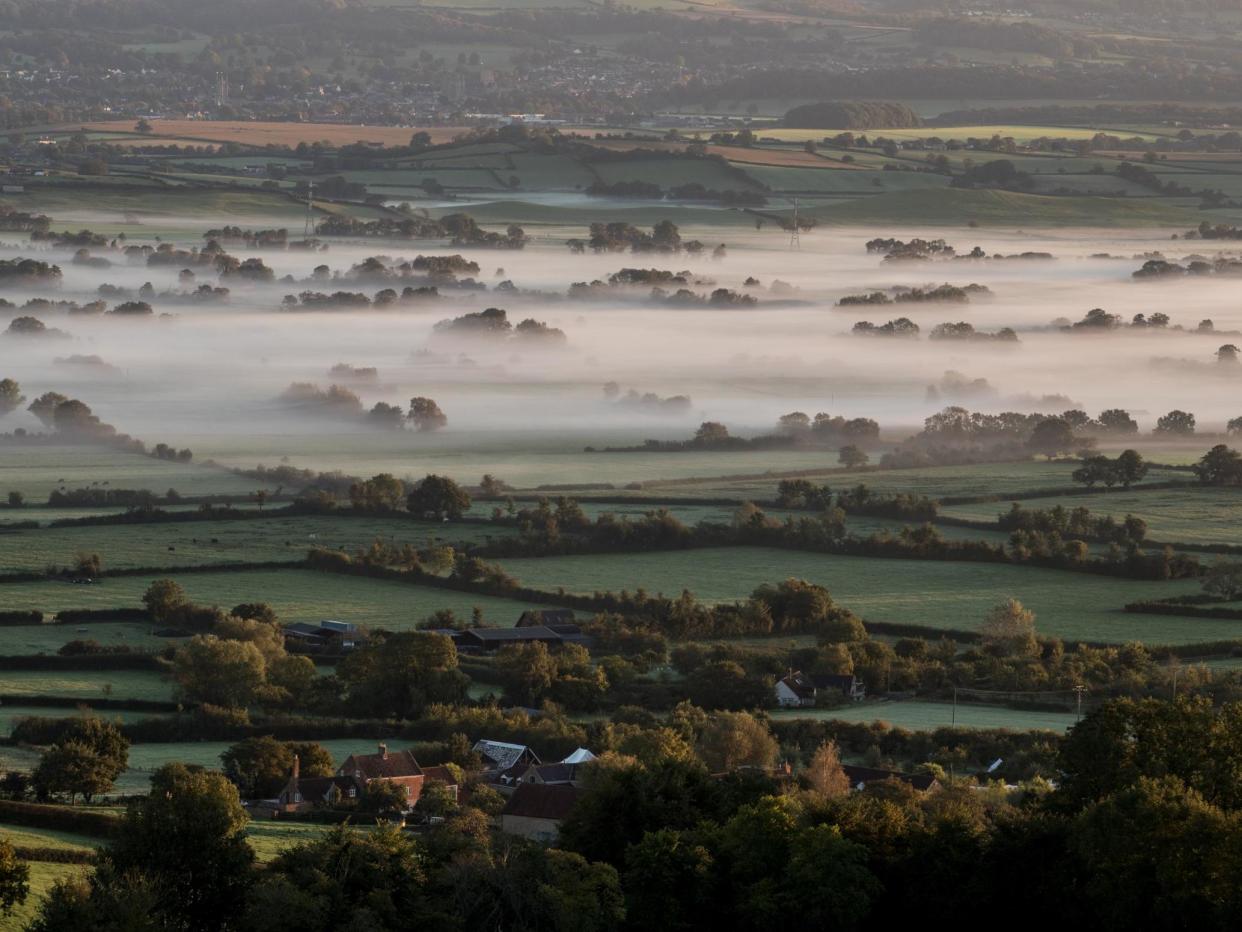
(1073, 684), (1086, 723)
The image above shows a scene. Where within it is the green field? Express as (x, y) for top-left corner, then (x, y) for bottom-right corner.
(0, 861), (85, 932)
(0, 622), (164, 655)
(0, 670), (173, 703)
(941, 486), (1242, 547)
(770, 699), (1079, 733)
(0, 823), (98, 854)
(0, 446), (271, 501)
(0, 515), (519, 574)
(0, 706), (166, 736)
(497, 546), (1223, 645)
(0, 568), (553, 629)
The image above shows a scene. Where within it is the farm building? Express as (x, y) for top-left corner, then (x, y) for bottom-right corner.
(499, 783), (580, 842)
(474, 739), (542, 790)
(518, 748), (597, 788)
(775, 671), (866, 707)
(282, 619), (361, 653)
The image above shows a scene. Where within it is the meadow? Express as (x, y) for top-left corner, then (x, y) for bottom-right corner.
(0, 514), (520, 574)
(770, 699), (1079, 733)
(0, 568), (554, 629)
(497, 546), (1222, 645)
(941, 486), (1242, 547)
(0, 670), (173, 703)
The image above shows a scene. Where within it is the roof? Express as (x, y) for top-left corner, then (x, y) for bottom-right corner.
(501, 782), (579, 821)
(561, 748), (596, 765)
(340, 747), (423, 781)
(421, 765), (460, 786)
(284, 622), (333, 639)
(460, 626), (564, 644)
(516, 609), (576, 628)
(529, 762), (578, 784)
(778, 671), (818, 700)
(812, 673), (859, 690)
(841, 764), (937, 792)
(286, 775), (358, 800)
(474, 739), (539, 772)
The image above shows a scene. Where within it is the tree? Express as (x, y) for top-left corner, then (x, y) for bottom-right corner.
(337, 631), (468, 718)
(696, 711), (779, 772)
(5, 492), (21, 508)
(249, 824), (425, 929)
(1202, 563), (1242, 601)
(408, 396), (447, 431)
(221, 737), (333, 799)
(804, 740), (849, 797)
(685, 660), (770, 711)
(1154, 409), (1196, 435)
(407, 474), (471, 520)
(838, 445), (869, 468)
(694, 421), (730, 445)
(623, 829), (717, 932)
(142, 578), (187, 623)
(1218, 344), (1240, 365)
(1194, 445), (1242, 486)
(108, 763), (254, 931)
(135, 118), (153, 133)
(0, 379), (23, 416)
(27, 391), (68, 427)
(1097, 408), (1138, 434)
(1072, 455), (1116, 488)
(1027, 417), (1076, 458)
(979, 598), (1037, 656)
(0, 840), (27, 917)
(348, 473), (405, 513)
(172, 635), (267, 707)
(781, 824), (878, 929)
(1114, 449), (1149, 488)
(1229, 416), (1242, 437)
(32, 741), (118, 804)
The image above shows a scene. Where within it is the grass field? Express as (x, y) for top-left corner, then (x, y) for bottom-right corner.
(0, 568), (553, 629)
(0, 446), (274, 501)
(0, 823), (98, 854)
(770, 699), (1079, 732)
(0, 706), (167, 736)
(0, 861), (85, 932)
(0, 514), (520, 574)
(497, 546), (1225, 645)
(0, 622), (163, 656)
(0, 670), (173, 703)
(940, 486), (1242, 547)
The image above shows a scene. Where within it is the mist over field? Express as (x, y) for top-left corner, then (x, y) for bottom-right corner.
(2, 226), (1239, 470)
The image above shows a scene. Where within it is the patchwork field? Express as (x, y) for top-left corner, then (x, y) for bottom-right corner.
(0, 568), (554, 629)
(62, 121), (468, 148)
(497, 546), (1219, 645)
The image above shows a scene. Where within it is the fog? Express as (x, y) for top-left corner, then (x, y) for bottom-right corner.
(2, 224), (1241, 469)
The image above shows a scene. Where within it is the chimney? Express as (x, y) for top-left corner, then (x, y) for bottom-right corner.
(378, 743), (388, 759)
(292, 754), (300, 779)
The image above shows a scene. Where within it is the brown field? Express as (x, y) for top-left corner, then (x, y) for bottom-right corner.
(61, 120), (469, 149)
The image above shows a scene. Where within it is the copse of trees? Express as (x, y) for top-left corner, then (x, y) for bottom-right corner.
(1072, 449), (1149, 488)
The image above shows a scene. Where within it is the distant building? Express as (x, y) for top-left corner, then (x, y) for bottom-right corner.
(500, 783), (579, 842)
(473, 739), (541, 790)
(282, 619), (360, 653)
(775, 671), (865, 708)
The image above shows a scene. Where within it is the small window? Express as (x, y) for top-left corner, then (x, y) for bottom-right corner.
(404, 785), (411, 795)
(294, 793), (302, 802)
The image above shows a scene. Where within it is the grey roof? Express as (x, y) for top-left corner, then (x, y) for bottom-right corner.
(473, 739), (539, 772)
(461, 626), (564, 644)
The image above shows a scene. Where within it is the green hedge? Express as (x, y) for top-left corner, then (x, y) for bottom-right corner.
(0, 800), (117, 838)
(0, 611), (44, 626)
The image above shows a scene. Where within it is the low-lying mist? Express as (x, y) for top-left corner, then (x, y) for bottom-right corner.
(2, 226), (1241, 469)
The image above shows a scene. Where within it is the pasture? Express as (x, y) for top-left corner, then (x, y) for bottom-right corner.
(0, 669), (173, 703)
(0, 862), (86, 932)
(496, 546), (1223, 645)
(770, 699), (1079, 733)
(0, 446), (272, 502)
(0, 514), (520, 573)
(0, 568), (555, 629)
(941, 486), (1242, 547)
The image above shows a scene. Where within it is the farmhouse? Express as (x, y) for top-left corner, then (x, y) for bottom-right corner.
(499, 783), (580, 842)
(517, 748), (597, 788)
(274, 743), (463, 814)
(775, 671), (866, 707)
